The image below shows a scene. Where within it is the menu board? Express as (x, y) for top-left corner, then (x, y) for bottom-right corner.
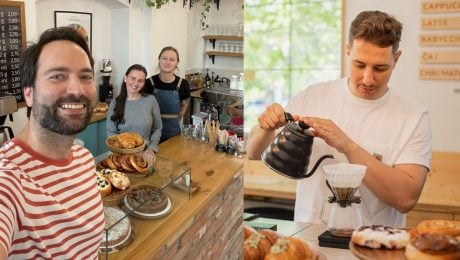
(419, 0), (460, 80)
(0, 1), (26, 106)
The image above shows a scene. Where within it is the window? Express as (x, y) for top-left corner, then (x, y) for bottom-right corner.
(244, 0), (343, 133)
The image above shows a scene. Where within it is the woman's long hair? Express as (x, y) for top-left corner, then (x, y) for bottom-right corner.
(111, 64), (148, 124)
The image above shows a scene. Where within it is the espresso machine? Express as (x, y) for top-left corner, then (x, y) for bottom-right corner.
(0, 93), (18, 146)
(99, 59), (113, 104)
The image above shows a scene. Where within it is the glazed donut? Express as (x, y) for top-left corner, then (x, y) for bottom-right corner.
(119, 154), (136, 172)
(416, 220), (460, 237)
(129, 153), (149, 174)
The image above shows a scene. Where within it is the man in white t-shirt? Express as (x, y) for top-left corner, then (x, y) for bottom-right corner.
(246, 10), (431, 227)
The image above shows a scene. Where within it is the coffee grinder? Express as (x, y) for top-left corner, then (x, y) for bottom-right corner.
(99, 59), (113, 104)
(0, 93), (18, 146)
(318, 163), (367, 249)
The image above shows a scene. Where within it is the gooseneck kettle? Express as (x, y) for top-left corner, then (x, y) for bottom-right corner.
(261, 112), (334, 179)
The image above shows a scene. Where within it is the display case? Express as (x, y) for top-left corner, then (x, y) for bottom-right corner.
(99, 156), (192, 258)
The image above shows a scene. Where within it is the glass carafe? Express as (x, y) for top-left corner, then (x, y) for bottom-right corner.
(320, 201), (363, 237)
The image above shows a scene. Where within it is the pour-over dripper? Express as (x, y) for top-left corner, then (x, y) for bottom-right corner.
(321, 163), (367, 237)
(323, 163), (367, 201)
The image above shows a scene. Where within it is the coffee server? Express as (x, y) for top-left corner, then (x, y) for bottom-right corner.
(99, 59), (113, 104)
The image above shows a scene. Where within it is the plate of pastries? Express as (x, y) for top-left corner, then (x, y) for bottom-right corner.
(243, 224), (325, 260)
(96, 168), (131, 205)
(98, 152), (151, 176)
(349, 219), (460, 259)
(106, 132), (145, 154)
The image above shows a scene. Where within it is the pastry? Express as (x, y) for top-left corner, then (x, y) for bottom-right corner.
(119, 154), (136, 172)
(351, 225), (409, 249)
(414, 219), (460, 237)
(405, 233), (460, 260)
(244, 231), (274, 260)
(125, 184), (169, 215)
(243, 224), (256, 240)
(107, 136), (122, 148)
(100, 207), (131, 249)
(129, 153), (149, 174)
(106, 154), (117, 170)
(96, 174), (112, 197)
(265, 237), (319, 260)
(107, 170), (130, 190)
(117, 132), (137, 149)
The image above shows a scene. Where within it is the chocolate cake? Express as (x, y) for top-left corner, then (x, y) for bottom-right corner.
(100, 207), (131, 249)
(125, 184), (169, 215)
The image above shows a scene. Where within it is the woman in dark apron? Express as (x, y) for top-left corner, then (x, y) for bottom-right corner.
(144, 46), (190, 143)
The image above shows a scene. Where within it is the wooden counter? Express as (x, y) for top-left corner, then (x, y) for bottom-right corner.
(106, 136), (244, 259)
(243, 152), (460, 226)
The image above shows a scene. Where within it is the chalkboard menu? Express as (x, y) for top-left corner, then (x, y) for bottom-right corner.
(0, 1), (25, 106)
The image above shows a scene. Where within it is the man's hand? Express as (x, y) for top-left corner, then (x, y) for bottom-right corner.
(258, 103), (299, 130)
(302, 117), (357, 154)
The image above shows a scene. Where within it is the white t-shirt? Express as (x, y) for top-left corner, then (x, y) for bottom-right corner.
(286, 78), (431, 227)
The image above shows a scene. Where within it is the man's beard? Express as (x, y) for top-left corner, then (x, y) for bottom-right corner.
(33, 94), (93, 135)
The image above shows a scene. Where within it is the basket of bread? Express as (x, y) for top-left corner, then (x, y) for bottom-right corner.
(243, 224), (320, 260)
(349, 219), (460, 259)
(106, 132), (145, 155)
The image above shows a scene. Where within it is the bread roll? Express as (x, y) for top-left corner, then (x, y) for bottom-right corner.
(405, 233), (460, 260)
(265, 237), (318, 260)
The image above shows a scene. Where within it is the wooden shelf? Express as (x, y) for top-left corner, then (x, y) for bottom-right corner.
(203, 35), (243, 41)
(204, 35), (243, 63)
(206, 51), (243, 63)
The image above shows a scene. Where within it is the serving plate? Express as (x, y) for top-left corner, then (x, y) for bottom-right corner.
(122, 195), (173, 220)
(349, 242), (406, 260)
(103, 186), (132, 206)
(99, 223), (135, 254)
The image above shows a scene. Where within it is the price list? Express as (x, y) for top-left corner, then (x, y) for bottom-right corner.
(0, 4), (23, 102)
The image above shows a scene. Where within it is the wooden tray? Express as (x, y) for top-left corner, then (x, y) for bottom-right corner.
(349, 242), (406, 260)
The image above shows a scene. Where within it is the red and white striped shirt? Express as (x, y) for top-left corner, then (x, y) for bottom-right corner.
(0, 138), (104, 259)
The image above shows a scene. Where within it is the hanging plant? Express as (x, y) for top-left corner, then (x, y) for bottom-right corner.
(145, 0), (178, 8)
(144, 0), (212, 31)
(200, 0), (212, 31)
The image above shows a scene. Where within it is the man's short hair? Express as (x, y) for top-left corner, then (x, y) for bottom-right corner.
(348, 10), (403, 54)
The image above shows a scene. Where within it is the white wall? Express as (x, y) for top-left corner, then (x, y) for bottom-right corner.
(344, 0), (460, 152)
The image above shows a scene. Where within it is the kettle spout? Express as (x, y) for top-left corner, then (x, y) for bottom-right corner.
(303, 154), (334, 178)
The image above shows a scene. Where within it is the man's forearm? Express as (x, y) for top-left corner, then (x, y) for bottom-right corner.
(246, 125), (278, 160)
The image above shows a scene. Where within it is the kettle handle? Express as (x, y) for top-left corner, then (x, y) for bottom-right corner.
(303, 154), (334, 178)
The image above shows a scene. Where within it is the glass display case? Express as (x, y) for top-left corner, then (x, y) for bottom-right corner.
(99, 156), (191, 258)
